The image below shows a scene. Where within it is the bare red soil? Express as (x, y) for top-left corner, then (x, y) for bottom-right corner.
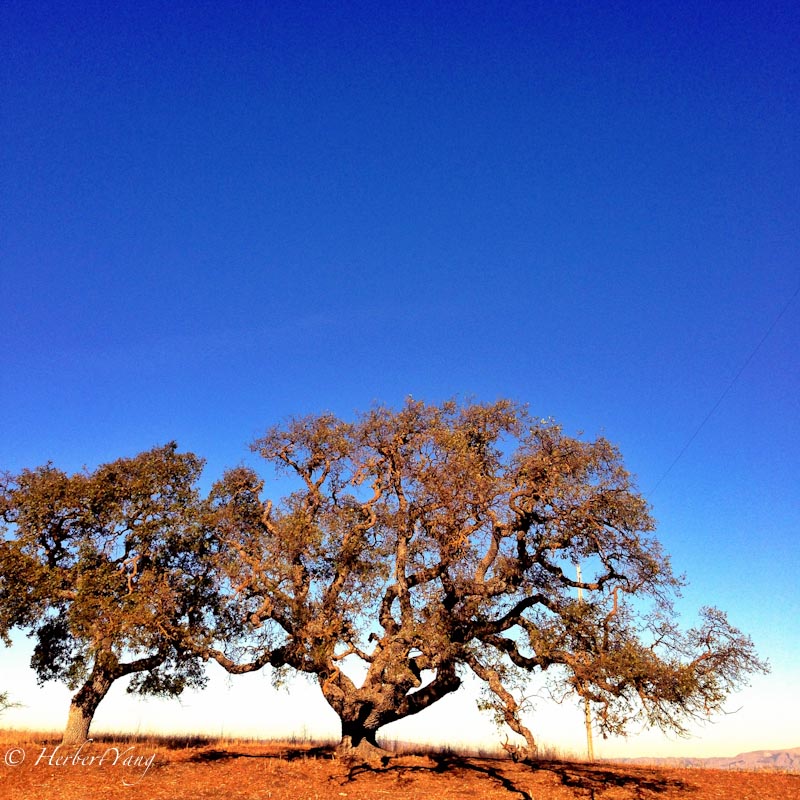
(1, 736), (798, 800)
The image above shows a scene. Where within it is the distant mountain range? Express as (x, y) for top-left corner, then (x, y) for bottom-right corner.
(614, 747), (800, 772)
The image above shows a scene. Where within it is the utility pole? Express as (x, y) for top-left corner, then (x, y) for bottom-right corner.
(576, 564), (595, 761)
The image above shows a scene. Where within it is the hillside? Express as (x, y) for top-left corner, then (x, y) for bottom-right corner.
(617, 746), (800, 772)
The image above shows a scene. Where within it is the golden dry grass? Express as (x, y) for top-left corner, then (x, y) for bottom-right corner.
(1, 731), (798, 800)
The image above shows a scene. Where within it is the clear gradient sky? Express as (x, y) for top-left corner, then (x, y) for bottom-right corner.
(2, 1), (798, 759)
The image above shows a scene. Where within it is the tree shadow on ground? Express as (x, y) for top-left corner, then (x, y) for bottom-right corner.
(534, 760), (692, 797)
(188, 745), (336, 763)
(339, 753), (693, 799)
(340, 753), (532, 799)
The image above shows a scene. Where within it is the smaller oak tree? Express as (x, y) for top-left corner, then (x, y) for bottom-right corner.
(0, 443), (211, 744)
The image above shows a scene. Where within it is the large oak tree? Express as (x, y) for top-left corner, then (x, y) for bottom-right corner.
(0, 443), (211, 744)
(201, 399), (766, 759)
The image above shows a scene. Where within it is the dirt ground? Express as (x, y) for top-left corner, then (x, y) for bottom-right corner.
(1, 737), (798, 800)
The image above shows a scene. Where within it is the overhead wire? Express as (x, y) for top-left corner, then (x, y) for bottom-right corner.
(648, 279), (800, 497)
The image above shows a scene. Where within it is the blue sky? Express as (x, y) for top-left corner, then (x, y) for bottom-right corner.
(2, 1), (798, 757)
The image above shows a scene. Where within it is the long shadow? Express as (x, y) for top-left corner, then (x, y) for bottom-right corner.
(186, 746), (696, 798)
(542, 759), (693, 797)
(188, 744), (336, 764)
(341, 753), (696, 799)
(342, 753), (534, 800)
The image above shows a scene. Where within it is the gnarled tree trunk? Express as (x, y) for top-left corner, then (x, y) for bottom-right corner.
(320, 658), (462, 765)
(337, 714), (390, 764)
(62, 667), (113, 745)
(317, 668), (393, 763)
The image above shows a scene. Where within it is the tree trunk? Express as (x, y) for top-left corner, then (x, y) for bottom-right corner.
(62, 669), (113, 745)
(336, 716), (390, 765)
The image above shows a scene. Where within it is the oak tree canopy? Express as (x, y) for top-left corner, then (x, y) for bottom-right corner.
(0, 444), (210, 744)
(200, 398), (766, 758)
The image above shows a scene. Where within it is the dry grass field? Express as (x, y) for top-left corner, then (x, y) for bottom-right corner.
(1, 731), (798, 800)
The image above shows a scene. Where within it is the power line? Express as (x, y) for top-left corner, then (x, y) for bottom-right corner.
(648, 280), (800, 497)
